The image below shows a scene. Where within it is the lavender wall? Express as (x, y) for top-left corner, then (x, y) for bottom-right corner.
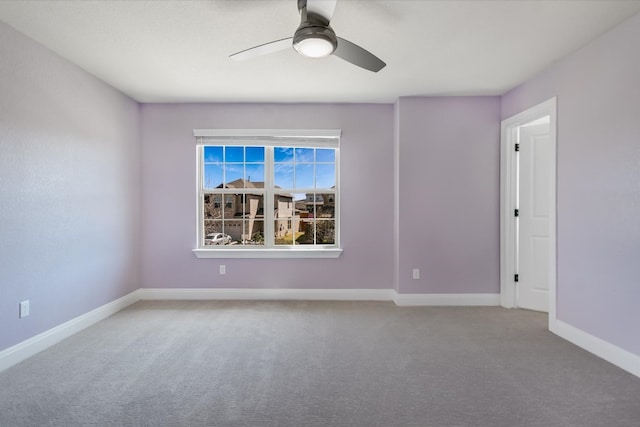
(0, 22), (141, 352)
(140, 103), (394, 290)
(502, 13), (640, 356)
(396, 97), (501, 294)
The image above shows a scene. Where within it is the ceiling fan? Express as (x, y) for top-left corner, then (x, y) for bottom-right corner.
(229, 0), (386, 72)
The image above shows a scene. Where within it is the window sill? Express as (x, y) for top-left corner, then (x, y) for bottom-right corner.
(192, 248), (343, 259)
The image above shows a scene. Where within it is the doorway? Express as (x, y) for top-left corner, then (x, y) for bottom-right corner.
(500, 98), (557, 320)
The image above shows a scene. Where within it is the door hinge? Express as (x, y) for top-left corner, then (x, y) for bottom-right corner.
(515, 143), (520, 152)
(514, 274), (519, 283)
(514, 209), (519, 217)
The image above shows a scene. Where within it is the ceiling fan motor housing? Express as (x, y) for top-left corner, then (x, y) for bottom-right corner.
(293, 22), (338, 58)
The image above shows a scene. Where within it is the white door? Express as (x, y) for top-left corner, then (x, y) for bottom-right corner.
(517, 120), (551, 312)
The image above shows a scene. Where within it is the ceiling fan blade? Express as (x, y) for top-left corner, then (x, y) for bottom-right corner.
(334, 37), (386, 72)
(230, 37), (293, 61)
(305, 0), (337, 24)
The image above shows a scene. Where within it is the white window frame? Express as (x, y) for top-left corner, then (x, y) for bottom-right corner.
(193, 129), (343, 259)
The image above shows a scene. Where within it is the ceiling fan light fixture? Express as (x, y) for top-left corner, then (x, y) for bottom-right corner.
(295, 37), (334, 58)
(293, 25), (337, 58)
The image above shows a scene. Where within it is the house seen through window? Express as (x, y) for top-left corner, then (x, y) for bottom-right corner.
(195, 131), (339, 251)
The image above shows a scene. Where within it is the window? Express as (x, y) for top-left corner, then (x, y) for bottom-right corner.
(193, 129), (342, 258)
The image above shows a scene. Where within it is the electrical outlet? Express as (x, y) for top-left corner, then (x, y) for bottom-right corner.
(19, 300), (30, 318)
(219, 265), (226, 275)
(412, 269), (420, 280)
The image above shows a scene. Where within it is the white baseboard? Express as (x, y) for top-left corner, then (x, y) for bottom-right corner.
(393, 293), (501, 306)
(551, 319), (640, 379)
(0, 290), (140, 373)
(139, 288), (396, 301)
(139, 289), (501, 307)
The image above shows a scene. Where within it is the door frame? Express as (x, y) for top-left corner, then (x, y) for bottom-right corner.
(500, 97), (557, 324)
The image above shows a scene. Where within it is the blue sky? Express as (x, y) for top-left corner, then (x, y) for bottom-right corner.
(203, 146), (335, 198)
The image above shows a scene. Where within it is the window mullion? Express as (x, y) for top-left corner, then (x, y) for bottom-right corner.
(264, 147), (275, 247)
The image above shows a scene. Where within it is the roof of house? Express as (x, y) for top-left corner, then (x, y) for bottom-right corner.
(218, 179), (293, 198)
(219, 179), (264, 189)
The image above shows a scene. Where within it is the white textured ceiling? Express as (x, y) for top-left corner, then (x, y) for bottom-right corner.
(1, 0), (639, 103)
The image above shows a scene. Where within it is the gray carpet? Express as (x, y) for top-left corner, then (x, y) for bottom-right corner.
(1, 301), (639, 427)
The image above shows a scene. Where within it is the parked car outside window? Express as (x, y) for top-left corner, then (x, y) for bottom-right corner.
(205, 233), (232, 245)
